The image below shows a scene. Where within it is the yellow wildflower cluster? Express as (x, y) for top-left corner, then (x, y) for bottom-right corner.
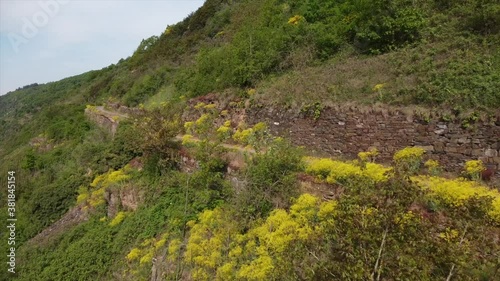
(287, 15), (304, 25)
(185, 208), (238, 278)
(76, 186), (89, 204)
(364, 162), (394, 182)
(304, 157), (392, 184)
(184, 194), (336, 281)
(464, 160), (485, 179)
(215, 120), (233, 140)
(183, 108), (234, 143)
(109, 211), (127, 227)
(184, 121), (194, 133)
(234, 122), (269, 148)
(167, 239), (182, 262)
(90, 169), (130, 188)
(393, 147), (426, 173)
(79, 167), (131, 208)
(195, 114), (210, 127)
(182, 134), (196, 145)
(85, 104), (97, 112)
(126, 248), (142, 261)
(89, 188), (106, 207)
(424, 159), (439, 169)
(232, 122), (268, 146)
(183, 113), (215, 138)
(194, 102), (206, 109)
(232, 128), (252, 144)
(438, 228), (460, 243)
(204, 103), (217, 110)
(358, 148), (379, 162)
(393, 147), (426, 162)
(140, 252), (154, 265)
(424, 159), (441, 175)
(126, 232), (169, 265)
(305, 149), (498, 224)
(372, 83), (385, 92)
(252, 122), (266, 132)
(394, 211), (418, 229)
(412, 175), (500, 223)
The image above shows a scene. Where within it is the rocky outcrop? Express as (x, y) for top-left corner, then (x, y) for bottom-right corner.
(85, 106), (120, 136)
(27, 206), (89, 246)
(105, 185), (143, 218)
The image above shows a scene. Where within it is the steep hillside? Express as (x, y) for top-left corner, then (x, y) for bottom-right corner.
(1, 0), (499, 280)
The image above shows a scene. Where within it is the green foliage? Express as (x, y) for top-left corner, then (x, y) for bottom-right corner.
(301, 101), (323, 121)
(175, 0), (294, 96)
(234, 139), (303, 220)
(132, 102), (183, 174)
(177, 26), (290, 95)
(123, 67), (172, 107)
(27, 103), (89, 143)
(180, 172), (500, 281)
(291, 0), (426, 55)
(2, 0), (500, 280)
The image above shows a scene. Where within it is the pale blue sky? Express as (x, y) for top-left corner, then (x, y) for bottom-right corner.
(0, 0), (205, 95)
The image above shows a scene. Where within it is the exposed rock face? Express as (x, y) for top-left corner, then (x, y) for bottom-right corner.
(29, 135), (54, 152)
(85, 107), (120, 136)
(27, 206), (89, 246)
(244, 106), (500, 172)
(105, 186), (143, 218)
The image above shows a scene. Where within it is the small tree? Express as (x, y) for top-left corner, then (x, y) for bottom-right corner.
(132, 102), (183, 174)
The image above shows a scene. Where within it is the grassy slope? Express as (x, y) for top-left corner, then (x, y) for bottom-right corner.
(0, 0), (499, 280)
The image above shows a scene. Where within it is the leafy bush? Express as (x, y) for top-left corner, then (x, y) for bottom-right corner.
(234, 139), (303, 219)
(413, 175), (500, 223)
(305, 157), (392, 184)
(131, 103), (183, 174)
(291, 0), (426, 55)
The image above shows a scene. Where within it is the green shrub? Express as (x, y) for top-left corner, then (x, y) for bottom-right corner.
(234, 139), (303, 220)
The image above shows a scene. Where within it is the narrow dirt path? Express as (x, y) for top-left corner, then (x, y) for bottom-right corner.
(94, 106), (129, 119)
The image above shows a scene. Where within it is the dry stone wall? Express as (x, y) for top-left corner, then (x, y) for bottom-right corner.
(245, 106), (500, 172)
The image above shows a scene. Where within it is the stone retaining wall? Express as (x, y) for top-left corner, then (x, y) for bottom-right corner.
(246, 106), (500, 172)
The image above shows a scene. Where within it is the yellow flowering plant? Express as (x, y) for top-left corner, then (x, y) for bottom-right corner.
(424, 159), (441, 176)
(393, 146), (426, 175)
(287, 15), (304, 25)
(358, 147), (379, 163)
(412, 175), (500, 224)
(305, 157), (392, 184)
(184, 194), (337, 280)
(109, 211), (127, 227)
(463, 160), (485, 181)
